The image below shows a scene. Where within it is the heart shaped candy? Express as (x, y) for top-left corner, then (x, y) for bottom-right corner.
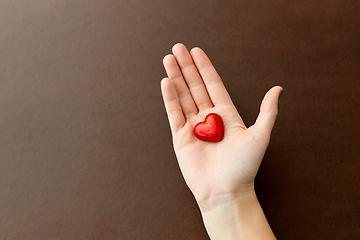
(194, 113), (224, 142)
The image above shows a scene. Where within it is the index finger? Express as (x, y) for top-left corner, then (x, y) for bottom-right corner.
(190, 47), (234, 107)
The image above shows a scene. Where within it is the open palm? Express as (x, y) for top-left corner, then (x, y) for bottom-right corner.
(161, 43), (282, 210)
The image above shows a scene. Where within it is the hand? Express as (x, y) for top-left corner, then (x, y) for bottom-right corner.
(161, 43), (282, 212)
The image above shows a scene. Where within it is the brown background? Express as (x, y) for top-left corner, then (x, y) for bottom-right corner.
(1, 0), (359, 239)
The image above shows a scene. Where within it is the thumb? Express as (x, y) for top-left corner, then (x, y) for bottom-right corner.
(254, 86), (283, 138)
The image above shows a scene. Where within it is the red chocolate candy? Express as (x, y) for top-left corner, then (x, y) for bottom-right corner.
(194, 113), (224, 142)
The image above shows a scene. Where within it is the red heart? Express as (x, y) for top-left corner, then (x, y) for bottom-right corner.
(194, 113), (224, 142)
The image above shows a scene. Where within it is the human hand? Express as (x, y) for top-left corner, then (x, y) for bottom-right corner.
(161, 43), (282, 212)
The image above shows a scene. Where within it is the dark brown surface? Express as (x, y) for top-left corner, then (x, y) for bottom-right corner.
(1, 1), (359, 239)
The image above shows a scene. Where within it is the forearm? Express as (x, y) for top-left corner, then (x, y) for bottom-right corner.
(199, 190), (276, 240)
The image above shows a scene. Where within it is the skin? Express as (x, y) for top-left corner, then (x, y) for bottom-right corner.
(161, 43), (282, 239)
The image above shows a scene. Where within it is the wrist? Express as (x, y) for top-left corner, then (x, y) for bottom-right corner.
(199, 189), (276, 240)
(197, 183), (255, 213)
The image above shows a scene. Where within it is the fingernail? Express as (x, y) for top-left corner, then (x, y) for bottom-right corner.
(278, 89), (283, 99)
